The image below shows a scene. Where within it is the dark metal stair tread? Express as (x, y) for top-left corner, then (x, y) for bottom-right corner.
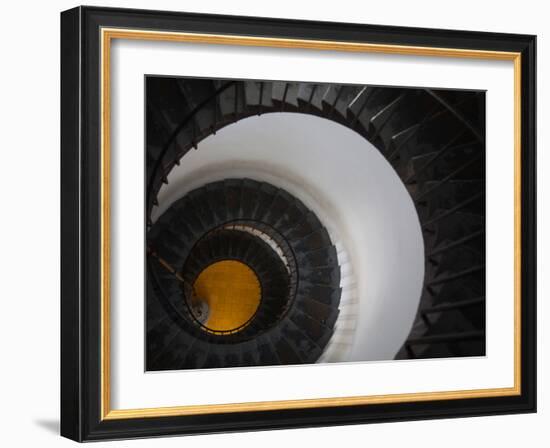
(240, 179), (261, 217)
(300, 265), (341, 287)
(271, 82), (299, 110)
(325, 85), (364, 118)
(291, 228), (332, 253)
(175, 336), (208, 369)
(223, 179), (244, 220)
(296, 83), (326, 111)
(271, 199), (309, 232)
(252, 183), (279, 221)
(287, 308), (333, 348)
(239, 339), (261, 366)
(424, 195), (484, 227)
(429, 245), (484, 274)
(350, 88), (404, 132)
(243, 81), (263, 107)
(170, 199), (209, 234)
(377, 91), (440, 144)
(296, 282), (341, 307)
(204, 183), (229, 222)
(262, 191), (293, 224)
(422, 179), (484, 190)
(295, 246), (338, 268)
(296, 298), (340, 328)
(255, 334), (281, 365)
(428, 230), (484, 259)
(345, 86), (375, 119)
(148, 325), (193, 370)
(278, 319), (323, 362)
(187, 190), (218, 228)
(283, 212), (323, 240)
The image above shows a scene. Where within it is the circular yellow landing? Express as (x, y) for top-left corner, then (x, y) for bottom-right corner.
(193, 260), (261, 332)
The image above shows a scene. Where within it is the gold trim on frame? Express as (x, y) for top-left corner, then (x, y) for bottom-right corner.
(100, 28), (112, 421)
(100, 27), (522, 421)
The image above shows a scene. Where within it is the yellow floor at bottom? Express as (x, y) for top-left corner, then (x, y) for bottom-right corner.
(193, 260), (261, 332)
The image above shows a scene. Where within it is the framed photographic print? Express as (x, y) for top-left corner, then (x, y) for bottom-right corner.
(60, 6), (536, 442)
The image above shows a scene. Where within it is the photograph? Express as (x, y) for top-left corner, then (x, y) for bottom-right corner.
(145, 78), (486, 371)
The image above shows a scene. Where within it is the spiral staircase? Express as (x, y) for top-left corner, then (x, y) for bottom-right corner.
(146, 77), (485, 370)
(147, 179), (341, 370)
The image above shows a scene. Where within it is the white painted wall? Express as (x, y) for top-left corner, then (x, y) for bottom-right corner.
(155, 112), (424, 362)
(0, 0), (546, 447)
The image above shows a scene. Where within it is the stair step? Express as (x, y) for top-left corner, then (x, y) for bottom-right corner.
(240, 178), (261, 217)
(293, 228), (332, 253)
(253, 183), (279, 221)
(417, 180), (485, 215)
(256, 334), (281, 365)
(243, 81), (263, 108)
(330, 85), (364, 118)
(270, 329), (303, 364)
(284, 212), (323, 240)
(279, 319), (323, 362)
(300, 265), (341, 287)
(297, 298), (340, 328)
(239, 339), (260, 366)
(223, 179), (244, 221)
(288, 308), (333, 348)
(204, 182), (229, 222)
(350, 88), (403, 135)
(296, 83), (325, 111)
(271, 82), (299, 110)
(297, 282), (341, 307)
(296, 245), (338, 269)
(263, 191), (292, 224)
(345, 86), (374, 122)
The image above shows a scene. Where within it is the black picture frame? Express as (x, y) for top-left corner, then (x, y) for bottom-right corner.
(61, 5), (536, 442)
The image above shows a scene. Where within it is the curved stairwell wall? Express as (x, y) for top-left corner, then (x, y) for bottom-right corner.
(153, 112), (425, 362)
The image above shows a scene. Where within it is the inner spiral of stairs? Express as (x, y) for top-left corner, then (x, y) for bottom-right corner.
(147, 178), (342, 369)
